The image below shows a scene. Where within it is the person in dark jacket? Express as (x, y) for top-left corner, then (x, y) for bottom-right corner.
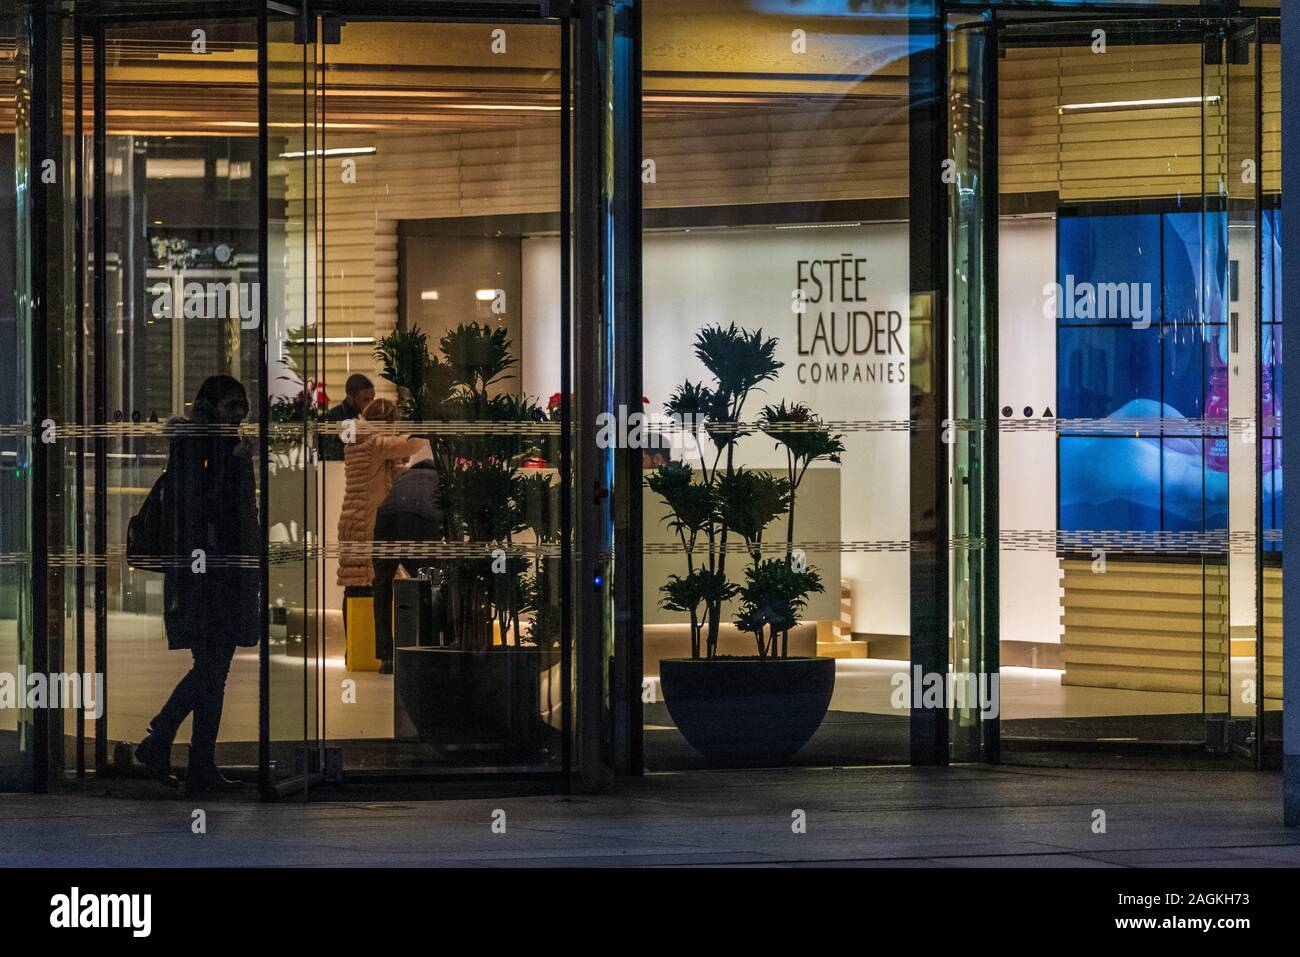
(318, 373), (374, 461)
(135, 375), (260, 794)
(371, 443), (444, 672)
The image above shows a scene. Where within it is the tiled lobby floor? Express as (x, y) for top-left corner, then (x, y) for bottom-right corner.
(0, 616), (1261, 745)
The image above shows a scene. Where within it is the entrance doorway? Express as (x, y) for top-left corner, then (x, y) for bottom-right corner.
(280, 12), (574, 782)
(948, 11), (1281, 768)
(19, 0), (591, 797)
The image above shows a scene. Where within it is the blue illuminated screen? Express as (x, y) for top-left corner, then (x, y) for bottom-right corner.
(1056, 208), (1282, 547)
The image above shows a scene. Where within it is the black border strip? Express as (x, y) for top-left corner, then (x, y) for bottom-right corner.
(92, 18), (109, 780)
(73, 16), (87, 780)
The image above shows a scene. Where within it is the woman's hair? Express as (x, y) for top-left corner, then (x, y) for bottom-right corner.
(192, 374), (248, 421)
(361, 397), (398, 423)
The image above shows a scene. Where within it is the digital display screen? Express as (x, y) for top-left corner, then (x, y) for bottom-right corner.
(1056, 208), (1281, 546)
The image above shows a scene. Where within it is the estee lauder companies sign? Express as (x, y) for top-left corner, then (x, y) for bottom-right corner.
(794, 254), (907, 387)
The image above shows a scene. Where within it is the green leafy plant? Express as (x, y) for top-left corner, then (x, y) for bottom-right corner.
(376, 322), (555, 653)
(716, 469), (791, 565)
(760, 400), (846, 552)
(647, 323), (836, 659)
(374, 326), (430, 420)
(735, 560), (823, 660)
(759, 400), (845, 655)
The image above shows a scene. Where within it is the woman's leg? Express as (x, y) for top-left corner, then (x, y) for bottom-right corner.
(147, 660), (202, 749)
(188, 638), (238, 769)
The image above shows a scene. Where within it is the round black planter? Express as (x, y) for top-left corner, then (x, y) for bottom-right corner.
(658, 656), (835, 763)
(395, 646), (559, 758)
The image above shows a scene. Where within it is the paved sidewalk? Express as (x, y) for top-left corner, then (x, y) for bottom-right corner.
(0, 765), (1296, 867)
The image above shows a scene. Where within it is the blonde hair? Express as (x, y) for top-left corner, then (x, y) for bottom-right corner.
(361, 397), (398, 423)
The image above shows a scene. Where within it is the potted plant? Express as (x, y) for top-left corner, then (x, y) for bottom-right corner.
(374, 322), (559, 758)
(649, 323), (843, 763)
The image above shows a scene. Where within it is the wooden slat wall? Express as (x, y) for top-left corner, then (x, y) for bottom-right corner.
(1263, 565), (1283, 701)
(1061, 559), (1229, 698)
(283, 103), (904, 392)
(281, 124), (562, 391)
(1061, 559), (1281, 702)
(1000, 43), (1283, 200)
(281, 41), (1283, 398)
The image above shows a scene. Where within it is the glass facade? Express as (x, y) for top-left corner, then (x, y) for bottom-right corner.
(0, 0), (1288, 796)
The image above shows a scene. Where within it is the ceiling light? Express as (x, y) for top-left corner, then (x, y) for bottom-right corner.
(278, 146), (377, 159)
(1059, 96), (1221, 114)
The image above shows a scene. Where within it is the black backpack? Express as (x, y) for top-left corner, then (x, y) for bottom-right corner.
(127, 471), (169, 572)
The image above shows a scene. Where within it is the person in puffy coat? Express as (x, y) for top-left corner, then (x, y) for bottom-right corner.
(371, 442), (445, 672)
(135, 374), (259, 794)
(337, 398), (428, 610)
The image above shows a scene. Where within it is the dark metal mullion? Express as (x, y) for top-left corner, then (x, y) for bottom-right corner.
(1253, 20), (1266, 769)
(92, 21), (109, 779)
(908, 7), (948, 766)
(28, 0), (52, 794)
(309, 2), (324, 789)
(75, 4), (265, 25)
(1199, 40), (1213, 728)
(624, 0), (643, 777)
(574, 0), (598, 792)
(73, 18), (86, 780)
(257, 0), (272, 799)
(295, 2), (313, 786)
(573, 0), (610, 793)
(317, 12), (329, 768)
(559, 12), (573, 788)
(982, 15), (1001, 765)
(1280, 0), (1299, 826)
(609, 0), (641, 777)
(300, 2), (557, 22)
(947, 1), (1251, 14)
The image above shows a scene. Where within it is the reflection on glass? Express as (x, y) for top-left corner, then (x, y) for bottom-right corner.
(995, 19), (1268, 764)
(640, 0), (914, 769)
(94, 19), (264, 787)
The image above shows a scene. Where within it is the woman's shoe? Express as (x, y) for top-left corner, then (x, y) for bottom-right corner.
(184, 747), (244, 795)
(135, 732), (180, 788)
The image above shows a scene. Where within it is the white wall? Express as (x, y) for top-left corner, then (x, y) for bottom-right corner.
(998, 217), (1063, 644)
(524, 225), (912, 637)
(524, 220), (1066, 644)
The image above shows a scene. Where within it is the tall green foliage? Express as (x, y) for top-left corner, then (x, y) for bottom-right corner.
(374, 323), (556, 652)
(647, 324), (839, 659)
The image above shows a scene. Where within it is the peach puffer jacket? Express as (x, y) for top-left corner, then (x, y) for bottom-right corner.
(336, 429), (427, 587)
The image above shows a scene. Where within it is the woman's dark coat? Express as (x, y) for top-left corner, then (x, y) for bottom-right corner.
(160, 407), (261, 650)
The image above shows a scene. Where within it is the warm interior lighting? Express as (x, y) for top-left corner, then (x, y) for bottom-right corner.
(420, 290), (440, 301)
(773, 222), (864, 230)
(474, 289), (497, 302)
(278, 146), (378, 159)
(1058, 95), (1221, 113)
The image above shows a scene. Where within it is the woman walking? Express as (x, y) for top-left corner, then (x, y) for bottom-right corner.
(135, 374), (259, 794)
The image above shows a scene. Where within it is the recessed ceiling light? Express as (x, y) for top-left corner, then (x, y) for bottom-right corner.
(1059, 96), (1220, 113)
(278, 146), (377, 159)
